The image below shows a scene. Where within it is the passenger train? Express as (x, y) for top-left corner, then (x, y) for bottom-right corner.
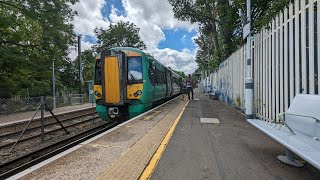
(93, 47), (184, 121)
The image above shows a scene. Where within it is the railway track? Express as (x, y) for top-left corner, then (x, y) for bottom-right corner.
(0, 112), (98, 149)
(0, 107), (96, 135)
(0, 121), (119, 179)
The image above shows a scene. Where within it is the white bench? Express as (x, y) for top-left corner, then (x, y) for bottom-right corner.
(247, 94), (320, 170)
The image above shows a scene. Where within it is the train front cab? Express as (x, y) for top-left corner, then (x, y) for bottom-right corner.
(93, 49), (146, 121)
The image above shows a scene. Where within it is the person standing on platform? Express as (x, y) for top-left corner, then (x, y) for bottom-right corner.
(179, 78), (186, 101)
(186, 74), (194, 100)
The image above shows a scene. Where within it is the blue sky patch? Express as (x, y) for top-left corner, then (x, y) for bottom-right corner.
(102, 0), (125, 21)
(158, 29), (197, 51)
(84, 35), (97, 44)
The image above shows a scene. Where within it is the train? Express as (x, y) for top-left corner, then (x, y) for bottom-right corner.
(93, 47), (184, 121)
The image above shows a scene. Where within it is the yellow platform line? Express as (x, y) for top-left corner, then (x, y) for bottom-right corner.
(139, 100), (189, 180)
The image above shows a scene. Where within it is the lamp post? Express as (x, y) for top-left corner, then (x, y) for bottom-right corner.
(78, 35), (82, 95)
(52, 61), (56, 109)
(244, 0), (254, 119)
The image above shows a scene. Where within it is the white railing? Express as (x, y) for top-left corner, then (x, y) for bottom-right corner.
(202, 0), (320, 121)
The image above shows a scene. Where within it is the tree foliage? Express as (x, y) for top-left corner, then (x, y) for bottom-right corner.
(234, 0), (293, 31)
(0, 0), (77, 97)
(0, 1), (148, 98)
(169, 0), (292, 72)
(59, 50), (95, 93)
(64, 21), (147, 94)
(173, 70), (187, 79)
(94, 21), (146, 51)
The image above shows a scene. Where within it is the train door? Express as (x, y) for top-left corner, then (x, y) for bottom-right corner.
(166, 70), (172, 98)
(148, 62), (156, 100)
(101, 50), (127, 105)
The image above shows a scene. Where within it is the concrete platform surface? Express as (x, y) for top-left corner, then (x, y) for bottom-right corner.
(12, 97), (187, 180)
(152, 91), (320, 180)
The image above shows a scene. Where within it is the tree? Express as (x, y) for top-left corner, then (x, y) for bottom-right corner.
(173, 70), (187, 79)
(0, 0), (77, 97)
(169, 0), (241, 71)
(81, 50), (96, 82)
(234, 0), (292, 32)
(94, 21), (146, 51)
(169, 0), (292, 72)
(169, 0), (222, 52)
(59, 50), (95, 93)
(59, 59), (78, 93)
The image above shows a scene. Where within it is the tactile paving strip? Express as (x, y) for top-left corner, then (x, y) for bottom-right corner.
(96, 100), (187, 180)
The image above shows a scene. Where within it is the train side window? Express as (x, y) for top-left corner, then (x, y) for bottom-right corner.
(161, 71), (166, 84)
(155, 68), (160, 85)
(156, 69), (165, 85)
(149, 63), (156, 86)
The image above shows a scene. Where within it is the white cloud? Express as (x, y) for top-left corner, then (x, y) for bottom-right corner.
(109, 0), (197, 50)
(109, 0), (198, 74)
(69, 0), (199, 74)
(68, 0), (108, 60)
(151, 48), (198, 74)
(71, 0), (110, 36)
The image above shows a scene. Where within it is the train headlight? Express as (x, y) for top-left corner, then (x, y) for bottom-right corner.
(136, 90), (142, 96)
(95, 91), (101, 97)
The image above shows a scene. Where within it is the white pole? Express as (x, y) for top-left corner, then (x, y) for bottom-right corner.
(53, 61), (56, 109)
(245, 0), (253, 119)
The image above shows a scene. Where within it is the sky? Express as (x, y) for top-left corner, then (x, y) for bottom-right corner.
(69, 0), (199, 74)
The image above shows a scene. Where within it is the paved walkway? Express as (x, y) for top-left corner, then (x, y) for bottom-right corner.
(0, 103), (95, 125)
(152, 91), (320, 180)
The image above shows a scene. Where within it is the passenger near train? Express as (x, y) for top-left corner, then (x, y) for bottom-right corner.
(93, 47), (183, 121)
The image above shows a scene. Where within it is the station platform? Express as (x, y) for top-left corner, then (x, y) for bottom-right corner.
(9, 91), (320, 180)
(152, 92), (320, 180)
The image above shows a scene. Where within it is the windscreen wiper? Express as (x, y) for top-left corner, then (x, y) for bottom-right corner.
(129, 72), (135, 80)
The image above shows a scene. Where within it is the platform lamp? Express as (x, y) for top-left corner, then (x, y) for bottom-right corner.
(78, 34), (82, 95)
(52, 60), (56, 109)
(240, 0), (254, 119)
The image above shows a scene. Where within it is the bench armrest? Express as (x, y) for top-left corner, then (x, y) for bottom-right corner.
(278, 112), (320, 135)
(279, 112), (320, 123)
(278, 113), (296, 135)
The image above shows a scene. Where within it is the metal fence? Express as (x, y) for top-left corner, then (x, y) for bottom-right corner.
(202, 0), (320, 121)
(202, 46), (246, 110)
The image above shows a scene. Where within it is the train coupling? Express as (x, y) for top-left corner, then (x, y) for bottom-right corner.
(108, 107), (119, 119)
